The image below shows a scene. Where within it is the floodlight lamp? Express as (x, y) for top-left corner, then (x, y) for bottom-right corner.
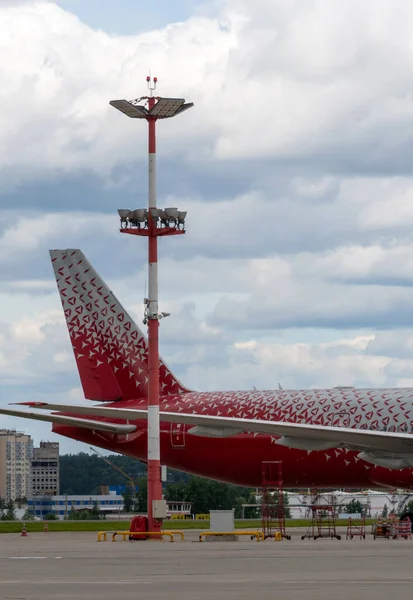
(118, 209), (130, 219)
(178, 211), (187, 222)
(149, 208), (161, 218)
(174, 102), (194, 116)
(130, 209), (146, 222)
(159, 210), (167, 220)
(109, 100), (148, 119)
(165, 207), (179, 218)
(149, 98), (185, 119)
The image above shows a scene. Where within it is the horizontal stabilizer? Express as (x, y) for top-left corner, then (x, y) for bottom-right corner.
(0, 407), (136, 434)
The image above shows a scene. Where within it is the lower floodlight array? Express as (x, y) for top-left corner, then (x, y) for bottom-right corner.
(118, 208), (186, 230)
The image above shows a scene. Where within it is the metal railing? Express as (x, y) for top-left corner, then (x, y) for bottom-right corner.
(97, 530), (184, 543)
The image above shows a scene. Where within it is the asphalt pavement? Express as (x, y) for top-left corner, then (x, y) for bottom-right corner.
(0, 529), (411, 599)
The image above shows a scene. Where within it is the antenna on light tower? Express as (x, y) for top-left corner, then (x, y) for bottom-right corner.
(147, 74), (157, 96)
(110, 76), (193, 536)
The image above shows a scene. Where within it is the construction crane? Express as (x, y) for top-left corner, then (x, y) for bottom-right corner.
(89, 446), (139, 497)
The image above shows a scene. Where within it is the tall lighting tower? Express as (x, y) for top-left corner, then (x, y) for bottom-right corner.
(109, 77), (193, 534)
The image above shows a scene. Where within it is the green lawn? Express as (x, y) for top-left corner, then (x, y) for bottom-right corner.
(0, 518), (374, 534)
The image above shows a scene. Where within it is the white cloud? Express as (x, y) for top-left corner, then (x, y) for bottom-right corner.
(0, 290), (408, 395)
(0, 309), (71, 382)
(2, 0), (413, 187)
(0, 0), (35, 4)
(4, 0), (413, 453)
(180, 330), (405, 392)
(0, 211), (117, 269)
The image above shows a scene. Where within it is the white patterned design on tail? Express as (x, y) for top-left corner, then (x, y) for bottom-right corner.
(50, 249), (189, 401)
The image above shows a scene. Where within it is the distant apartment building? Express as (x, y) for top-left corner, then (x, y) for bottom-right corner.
(0, 430), (33, 502)
(31, 442), (60, 497)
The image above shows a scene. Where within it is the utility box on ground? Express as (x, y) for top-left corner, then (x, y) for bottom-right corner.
(210, 510), (235, 532)
(153, 499), (168, 519)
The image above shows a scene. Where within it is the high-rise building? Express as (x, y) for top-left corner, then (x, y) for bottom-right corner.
(0, 430), (33, 502)
(31, 442), (60, 497)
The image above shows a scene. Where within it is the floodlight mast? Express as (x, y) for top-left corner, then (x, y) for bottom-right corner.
(147, 80), (162, 537)
(110, 76), (193, 535)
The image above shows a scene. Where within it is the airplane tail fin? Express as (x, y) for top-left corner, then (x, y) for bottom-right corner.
(50, 249), (189, 401)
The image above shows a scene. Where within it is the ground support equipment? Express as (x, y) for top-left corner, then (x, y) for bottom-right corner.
(301, 493), (341, 540)
(346, 516), (366, 539)
(260, 461), (291, 540)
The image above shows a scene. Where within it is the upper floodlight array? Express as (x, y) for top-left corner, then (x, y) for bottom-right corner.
(118, 208), (187, 230)
(110, 97), (194, 119)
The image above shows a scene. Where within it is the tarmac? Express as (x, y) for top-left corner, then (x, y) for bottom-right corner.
(0, 528), (412, 599)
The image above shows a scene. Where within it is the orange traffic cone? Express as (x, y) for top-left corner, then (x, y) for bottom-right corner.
(44, 522), (48, 533)
(21, 523), (28, 537)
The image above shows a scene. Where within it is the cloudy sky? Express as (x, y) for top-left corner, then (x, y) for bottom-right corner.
(2, 0), (413, 453)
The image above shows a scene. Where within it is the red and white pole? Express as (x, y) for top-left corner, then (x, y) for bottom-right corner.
(146, 93), (162, 534)
(112, 76), (192, 533)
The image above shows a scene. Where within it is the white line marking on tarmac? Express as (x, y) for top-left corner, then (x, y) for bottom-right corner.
(9, 556), (62, 560)
(9, 557), (47, 560)
(2, 577), (413, 585)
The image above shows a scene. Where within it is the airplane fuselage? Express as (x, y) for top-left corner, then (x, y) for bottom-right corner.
(53, 388), (413, 490)
(7, 252), (413, 495)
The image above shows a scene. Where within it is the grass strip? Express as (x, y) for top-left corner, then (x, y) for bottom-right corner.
(0, 518), (374, 534)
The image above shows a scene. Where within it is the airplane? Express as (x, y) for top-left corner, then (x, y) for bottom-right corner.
(2, 248), (413, 491)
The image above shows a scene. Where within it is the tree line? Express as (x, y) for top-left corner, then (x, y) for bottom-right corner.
(59, 453), (149, 495)
(59, 452), (258, 516)
(0, 498), (17, 520)
(60, 453), (295, 517)
(121, 475), (261, 517)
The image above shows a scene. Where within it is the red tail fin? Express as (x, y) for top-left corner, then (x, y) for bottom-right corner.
(50, 249), (189, 401)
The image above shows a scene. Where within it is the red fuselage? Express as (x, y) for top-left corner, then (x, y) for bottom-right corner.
(53, 388), (413, 491)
